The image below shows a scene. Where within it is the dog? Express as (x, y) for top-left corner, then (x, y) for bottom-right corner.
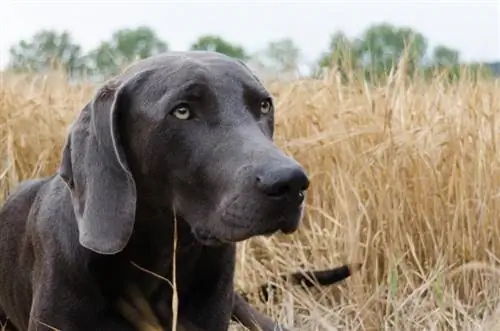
(0, 51), (357, 331)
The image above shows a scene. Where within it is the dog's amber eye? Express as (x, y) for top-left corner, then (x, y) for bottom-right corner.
(260, 100), (273, 114)
(172, 105), (191, 120)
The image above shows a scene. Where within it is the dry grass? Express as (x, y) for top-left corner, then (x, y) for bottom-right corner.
(1, 66), (500, 331)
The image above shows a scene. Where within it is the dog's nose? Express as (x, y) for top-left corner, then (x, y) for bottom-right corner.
(256, 165), (309, 200)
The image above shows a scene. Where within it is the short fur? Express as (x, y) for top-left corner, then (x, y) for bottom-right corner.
(0, 51), (356, 331)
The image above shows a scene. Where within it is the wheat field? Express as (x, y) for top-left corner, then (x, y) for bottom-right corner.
(1, 66), (500, 331)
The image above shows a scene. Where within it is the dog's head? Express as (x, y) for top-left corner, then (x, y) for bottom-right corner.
(59, 51), (309, 254)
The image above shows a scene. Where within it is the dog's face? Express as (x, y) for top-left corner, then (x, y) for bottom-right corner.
(59, 51), (309, 253)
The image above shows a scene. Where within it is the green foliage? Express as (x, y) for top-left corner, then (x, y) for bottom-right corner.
(360, 23), (428, 79)
(189, 35), (247, 60)
(314, 23), (430, 83)
(247, 38), (303, 80)
(460, 62), (494, 82)
(314, 31), (362, 81)
(262, 38), (301, 73)
(87, 26), (168, 78)
(313, 22), (495, 84)
(424, 45), (461, 82)
(8, 30), (87, 76)
(317, 32), (361, 69)
(432, 45), (460, 67)
(5, 23), (498, 82)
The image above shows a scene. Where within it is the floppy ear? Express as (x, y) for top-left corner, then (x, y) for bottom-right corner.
(59, 76), (139, 255)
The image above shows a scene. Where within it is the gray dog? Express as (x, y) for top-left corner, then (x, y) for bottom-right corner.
(0, 51), (356, 331)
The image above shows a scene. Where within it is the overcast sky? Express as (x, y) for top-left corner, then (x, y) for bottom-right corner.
(0, 0), (499, 69)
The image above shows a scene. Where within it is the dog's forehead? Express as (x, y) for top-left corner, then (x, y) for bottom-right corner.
(122, 52), (266, 97)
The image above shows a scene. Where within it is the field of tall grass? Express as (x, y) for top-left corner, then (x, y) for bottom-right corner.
(1, 65), (500, 331)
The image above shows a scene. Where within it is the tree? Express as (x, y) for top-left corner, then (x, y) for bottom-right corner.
(88, 26), (168, 78)
(357, 23), (428, 80)
(189, 35), (247, 59)
(8, 30), (86, 76)
(425, 45), (461, 81)
(432, 45), (460, 67)
(315, 31), (362, 79)
(261, 38), (301, 74)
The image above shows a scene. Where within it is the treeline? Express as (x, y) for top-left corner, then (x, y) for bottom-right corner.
(5, 22), (497, 82)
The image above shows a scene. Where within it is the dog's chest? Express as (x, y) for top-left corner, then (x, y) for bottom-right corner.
(125, 246), (210, 328)
(127, 242), (203, 296)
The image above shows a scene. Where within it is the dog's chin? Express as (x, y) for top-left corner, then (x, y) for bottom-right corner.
(192, 220), (301, 246)
(191, 228), (229, 246)
(192, 226), (254, 246)
(225, 209), (304, 242)
(193, 229), (268, 246)
(191, 200), (305, 246)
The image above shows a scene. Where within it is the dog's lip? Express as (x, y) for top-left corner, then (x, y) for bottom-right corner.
(197, 199), (306, 243)
(193, 230), (227, 246)
(194, 222), (297, 245)
(220, 219), (281, 238)
(192, 226), (243, 245)
(277, 204), (304, 234)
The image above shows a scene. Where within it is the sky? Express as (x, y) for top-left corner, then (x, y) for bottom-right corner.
(0, 0), (499, 70)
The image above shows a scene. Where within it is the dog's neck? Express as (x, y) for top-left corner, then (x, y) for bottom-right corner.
(124, 197), (236, 280)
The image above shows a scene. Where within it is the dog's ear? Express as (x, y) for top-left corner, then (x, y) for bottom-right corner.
(59, 73), (145, 255)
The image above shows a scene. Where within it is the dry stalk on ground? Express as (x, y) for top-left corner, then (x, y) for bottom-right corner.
(1, 68), (500, 331)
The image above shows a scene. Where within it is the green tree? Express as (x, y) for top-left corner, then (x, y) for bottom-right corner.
(432, 45), (460, 67)
(463, 62), (494, 81)
(189, 35), (247, 59)
(262, 38), (301, 74)
(88, 26), (168, 78)
(427, 45), (461, 81)
(8, 30), (86, 76)
(315, 31), (361, 79)
(357, 23), (428, 80)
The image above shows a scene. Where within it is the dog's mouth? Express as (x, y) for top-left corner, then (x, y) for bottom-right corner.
(192, 228), (228, 246)
(193, 226), (277, 246)
(192, 211), (303, 246)
(192, 224), (258, 246)
(189, 191), (306, 246)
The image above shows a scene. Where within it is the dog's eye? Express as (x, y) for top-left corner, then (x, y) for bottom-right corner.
(260, 99), (273, 114)
(172, 105), (191, 120)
